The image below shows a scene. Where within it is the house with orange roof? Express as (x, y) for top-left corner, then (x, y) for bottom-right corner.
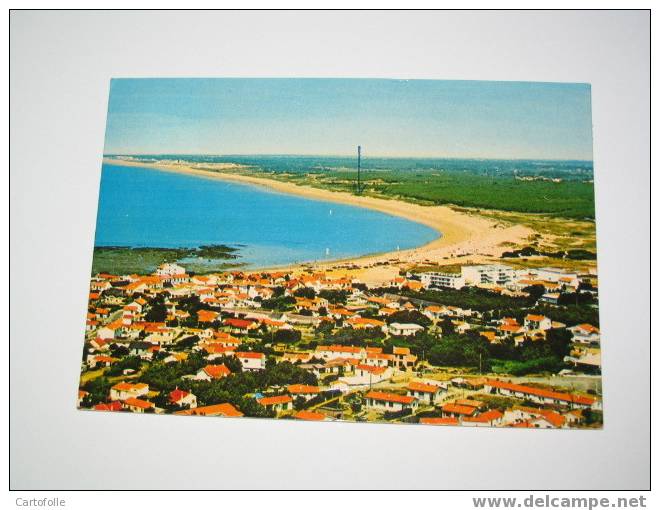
(122, 397), (155, 413)
(110, 382), (149, 401)
(315, 345), (365, 361)
(419, 416), (459, 426)
(392, 346), (418, 371)
(280, 352), (313, 364)
(503, 406), (566, 429)
(293, 410), (327, 421)
(353, 364), (392, 381)
(441, 402), (479, 419)
(224, 317), (258, 334)
(462, 409), (504, 427)
(345, 317), (386, 331)
(236, 351), (266, 371)
(365, 391), (418, 413)
(163, 352), (188, 364)
(403, 280), (424, 292)
(77, 390), (89, 406)
(257, 394), (293, 414)
(90, 280), (113, 292)
(169, 388), (197, 408)
(334, 364), (392, 389)
(568, 323), (601, 345)
(89, 337), (109, 351)
(88, 354), (118, 368)
(366, 296), (398, 307)
(524, 314), (552, 331)
(322, 357), (359, 375)
(364, 352), (395, 368)
(174, 402), (243, 418)
(194, 364), (231, 381)
(407, 381), (444, 404)
(480, 330), (499, 344)
(422, 304), (448, 322)
(204, 344), (237, 360)
(97, 320), (124, 340)
(377, 306), (398, 317)
(197, 309), (220, 324)
(94, 401), (123, 412)
(287, 384), (321, 401)
(484, 379), (598, 409)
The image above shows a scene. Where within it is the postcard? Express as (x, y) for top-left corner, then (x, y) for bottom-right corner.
(79, 78), (601, 428)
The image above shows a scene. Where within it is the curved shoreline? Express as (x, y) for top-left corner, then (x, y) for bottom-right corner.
(101, 158), (533, 278)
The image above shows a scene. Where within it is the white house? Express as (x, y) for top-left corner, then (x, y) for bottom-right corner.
(351, 364), (393, 385)
(568, 324), (601, 345)
(503, 406), (566, 428)
(193, 364), (231, 381)
(524, 314), (553, 331)
(169, 388), (197, 408)
(462, 409), (504, 427)
(388, 322), (425, 336)
(236, 351), (266, 371)
(110, 382), (149, 401)
(406, 381), (443, 404)
(365, 391), (418, 412)
(484, 379), (597, 410)
(314, 345), (365, 361)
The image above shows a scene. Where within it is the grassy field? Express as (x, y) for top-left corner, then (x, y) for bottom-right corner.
(91, 245), (244, 275)
(125, 155), (595, 219)
(222, 168), (596, 219)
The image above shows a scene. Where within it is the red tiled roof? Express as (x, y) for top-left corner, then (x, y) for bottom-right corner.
(441, 403), (477, 416)
(420, 417), (459, 426)
(356, 364), (388, 375)
(169, 388), (191, 403)
(94, 401), (123, 412)
(486, 379), (595, 406)
(257, 395), (293, 406)
(202, 364), (231, 379)
(225, 318), (255, 328)
(124, 397), (154, 409)
(293, 410), (326, 421)
(174, 403), (243, 417)
(287, 384), (320, 394)
(408, 382), (439, 394)
(366, 391), (416, 405)
(236, 351), (265, 359)
(463, 410), (503, 423)
(316, 345), (362, 354)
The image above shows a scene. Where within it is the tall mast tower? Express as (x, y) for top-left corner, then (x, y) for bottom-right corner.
(357, 145), (362, 194)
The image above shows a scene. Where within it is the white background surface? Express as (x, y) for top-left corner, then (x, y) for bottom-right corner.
(9, 10), (650, 489)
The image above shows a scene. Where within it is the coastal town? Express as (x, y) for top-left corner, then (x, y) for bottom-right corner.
(78, 259), (602, 428)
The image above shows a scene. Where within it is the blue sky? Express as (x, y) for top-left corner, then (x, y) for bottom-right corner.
(104, 78), (593, 160)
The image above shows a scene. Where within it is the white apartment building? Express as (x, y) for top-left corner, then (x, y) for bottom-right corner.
(461, 264), (516, 286)
(420, 272), (465, 290)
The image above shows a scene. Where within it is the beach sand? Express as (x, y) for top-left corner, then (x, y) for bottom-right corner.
(103, 158), (534, 284)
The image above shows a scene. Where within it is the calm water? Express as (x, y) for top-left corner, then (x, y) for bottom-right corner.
(94, 164), (439, 268)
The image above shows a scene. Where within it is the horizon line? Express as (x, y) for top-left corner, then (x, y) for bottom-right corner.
(104, 153), (594, 163)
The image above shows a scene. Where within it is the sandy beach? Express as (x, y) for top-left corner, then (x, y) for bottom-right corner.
(103, 158), (534, 283)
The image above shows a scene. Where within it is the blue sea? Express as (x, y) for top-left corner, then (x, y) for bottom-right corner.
(94, 164), (439, 268)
